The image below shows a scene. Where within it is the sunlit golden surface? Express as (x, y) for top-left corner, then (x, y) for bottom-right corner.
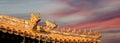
(0, 13), (101, 43)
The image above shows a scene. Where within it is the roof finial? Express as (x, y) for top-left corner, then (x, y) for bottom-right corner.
(72, 29), (76, 33)
(88, 29), (92, 35)
(77, 29), (81, 34)
(82, 28), (87, 35)
(66, 28), (70, 32)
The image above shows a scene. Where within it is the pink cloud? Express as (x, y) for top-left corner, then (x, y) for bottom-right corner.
(71, 18), (120, 29)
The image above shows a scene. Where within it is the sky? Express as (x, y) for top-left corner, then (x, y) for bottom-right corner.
(0, 0), (120, 43)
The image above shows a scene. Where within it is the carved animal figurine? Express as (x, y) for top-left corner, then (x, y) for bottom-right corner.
(0, 13), (102, 43)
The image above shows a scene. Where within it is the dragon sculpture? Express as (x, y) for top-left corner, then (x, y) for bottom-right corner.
(0, 13), (101, 43)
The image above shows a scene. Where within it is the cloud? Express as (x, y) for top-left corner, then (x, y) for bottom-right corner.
(0, 0), (68, 15)
(71, 18), (120, 29)
(55, 15), (87, 25)
(102, 32), (120, 43)
(0, 0), (120, 43)
(46, 0), (120, 26)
